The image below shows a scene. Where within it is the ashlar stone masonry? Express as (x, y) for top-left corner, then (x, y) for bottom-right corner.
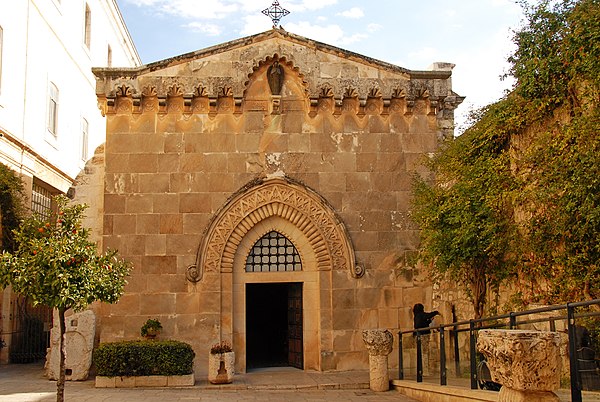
(81, 28), (463, 377)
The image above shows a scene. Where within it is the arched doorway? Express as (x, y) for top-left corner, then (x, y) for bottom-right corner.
(191, 177), (359, 372)
(244, 231), (303, 370)
(246, 282), (303, 370)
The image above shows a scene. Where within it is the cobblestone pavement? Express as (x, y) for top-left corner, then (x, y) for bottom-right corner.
(0, 363), (418, 401)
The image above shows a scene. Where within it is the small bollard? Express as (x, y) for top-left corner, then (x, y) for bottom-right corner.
(362, 329), (394, 392)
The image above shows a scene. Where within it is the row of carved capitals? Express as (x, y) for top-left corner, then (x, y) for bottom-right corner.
(98, 80), (463, 117)
(100, 77), (458, 103)
(98, 92), (460, 118)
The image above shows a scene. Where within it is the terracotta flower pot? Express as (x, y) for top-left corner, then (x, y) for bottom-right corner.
(208, 351), (235, 384)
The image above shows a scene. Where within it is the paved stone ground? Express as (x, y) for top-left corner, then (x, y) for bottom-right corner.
(0, 363), (418, 401)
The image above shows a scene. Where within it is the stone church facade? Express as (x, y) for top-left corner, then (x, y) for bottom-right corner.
(82, 28), (463, 375)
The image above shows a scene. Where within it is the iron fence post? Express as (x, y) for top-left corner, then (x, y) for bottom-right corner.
(416, 333), (423, 383)
(567, 304), (582, 402)
(439, 327), (447, 386)
(398, 332), (404, 380)
(509, 312), (516, 329)
(469, 320), (477, 390)
(453, 327), (461, 377)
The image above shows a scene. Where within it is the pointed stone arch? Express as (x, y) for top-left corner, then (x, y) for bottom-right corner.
(187, 177), (363, 283)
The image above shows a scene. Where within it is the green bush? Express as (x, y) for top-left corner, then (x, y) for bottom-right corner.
(93, 340), (195, 376)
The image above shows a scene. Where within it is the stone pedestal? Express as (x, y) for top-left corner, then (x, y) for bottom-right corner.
(208, 352), (235, 384)
(477, 330), (562, 401)
(362, 329), (393, 392)
(46, 310), (96, 381)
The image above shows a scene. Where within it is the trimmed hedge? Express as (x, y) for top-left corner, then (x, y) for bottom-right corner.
(93, 340), (195, 377)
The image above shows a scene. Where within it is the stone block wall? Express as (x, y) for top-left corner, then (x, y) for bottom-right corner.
(80, 29), (462, 375)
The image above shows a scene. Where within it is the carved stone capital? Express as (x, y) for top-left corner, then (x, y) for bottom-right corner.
(362, 329), (394, 356)
(477, 329), (561, 398)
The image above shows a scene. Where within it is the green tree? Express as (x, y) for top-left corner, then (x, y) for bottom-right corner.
(513, 0), (600, 303)
(412, 0), (600, 314)
(411, 100), (521, 319)
(0, 163), (26, 252)
(0, 196), (131, 402)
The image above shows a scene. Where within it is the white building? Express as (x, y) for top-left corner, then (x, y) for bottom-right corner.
(0, 0), (140, 364)
(0, 0), (140, 204)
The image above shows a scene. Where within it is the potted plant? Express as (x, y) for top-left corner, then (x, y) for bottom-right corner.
(208, 341), (234, 384)
(140, 319), (162, 340)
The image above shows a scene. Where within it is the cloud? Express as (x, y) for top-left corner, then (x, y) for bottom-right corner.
(407, 47), (440, 66)
(284, 21), (366, 46)
(337, 7), (364, 19)
(450, 27), (518, 133)
(286, 0), (338, 12)
(184, 22), (222, 36)
(125, 0), (239, 19)
(367, 23), (382, 33)
(125, 0), (161, 5)
(240, 14), (273, 36)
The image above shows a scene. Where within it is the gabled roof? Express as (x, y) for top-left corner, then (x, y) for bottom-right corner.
(93, 28), (451, 81)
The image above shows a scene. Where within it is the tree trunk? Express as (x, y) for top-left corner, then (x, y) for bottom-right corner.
(56, 308), (66, 402)
(470, 268), (487, 320)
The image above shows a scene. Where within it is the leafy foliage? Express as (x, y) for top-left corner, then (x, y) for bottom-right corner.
(0, 163), (26, 253)
(522, 111), (600, 302)
(0, 195), (131, 401)
(412, 0), (600, 315)
(210, 341), (233, 354)
(510, 0), (600, 109)
(0, 195), (131, 312)
(411, 100), (522, 318)
(141, 318), (163, 337)
(93, 340), (195, 377)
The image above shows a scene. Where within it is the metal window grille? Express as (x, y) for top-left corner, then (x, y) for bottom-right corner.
(245, 231), (302, 272)
(31, 184), (52, 220)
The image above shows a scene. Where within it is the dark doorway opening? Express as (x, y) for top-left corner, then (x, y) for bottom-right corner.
(246, 282), (303, 370)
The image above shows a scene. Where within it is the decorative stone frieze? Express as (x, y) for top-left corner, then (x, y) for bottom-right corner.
(190, 177), (362, 282)
(362, 329), (394, 392)
(477, 330), (562, 401)
(94, 29), (463, 122)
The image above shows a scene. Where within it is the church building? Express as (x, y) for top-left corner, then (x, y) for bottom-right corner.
(82, 27), (463, 376)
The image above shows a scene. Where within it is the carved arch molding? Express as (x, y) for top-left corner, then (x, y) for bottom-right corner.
(186, 178), (363, 283)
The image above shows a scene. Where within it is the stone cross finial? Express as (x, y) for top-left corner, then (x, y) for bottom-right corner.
(262, 1), (290, 28)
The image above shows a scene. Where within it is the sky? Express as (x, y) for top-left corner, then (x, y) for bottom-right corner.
(116, 0), (528, 133)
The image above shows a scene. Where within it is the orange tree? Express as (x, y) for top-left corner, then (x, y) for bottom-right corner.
(0, 195), (131, 402)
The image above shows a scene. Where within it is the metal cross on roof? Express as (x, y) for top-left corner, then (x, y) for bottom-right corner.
(262, 1), (290, 28)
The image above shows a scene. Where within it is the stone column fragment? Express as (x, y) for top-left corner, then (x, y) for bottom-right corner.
(362, 329), (394, 392)
(46, 310), (96, 381)
(477, 329), (562, 402)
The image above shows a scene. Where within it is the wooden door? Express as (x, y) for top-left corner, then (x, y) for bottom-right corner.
(287, 283), (303, 369)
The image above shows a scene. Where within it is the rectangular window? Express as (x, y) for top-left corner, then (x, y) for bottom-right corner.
(47, 83), (59, 136)
(31, 183), (53, 220)
(107, 44), (112, 67)
(81, 118), (89, 160)
(84, 4), (91, 49)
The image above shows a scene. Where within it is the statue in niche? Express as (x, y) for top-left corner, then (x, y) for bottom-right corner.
(267, 60), (284, 95)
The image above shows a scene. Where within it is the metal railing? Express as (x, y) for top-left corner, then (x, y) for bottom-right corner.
(398, 299), (600, 402)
